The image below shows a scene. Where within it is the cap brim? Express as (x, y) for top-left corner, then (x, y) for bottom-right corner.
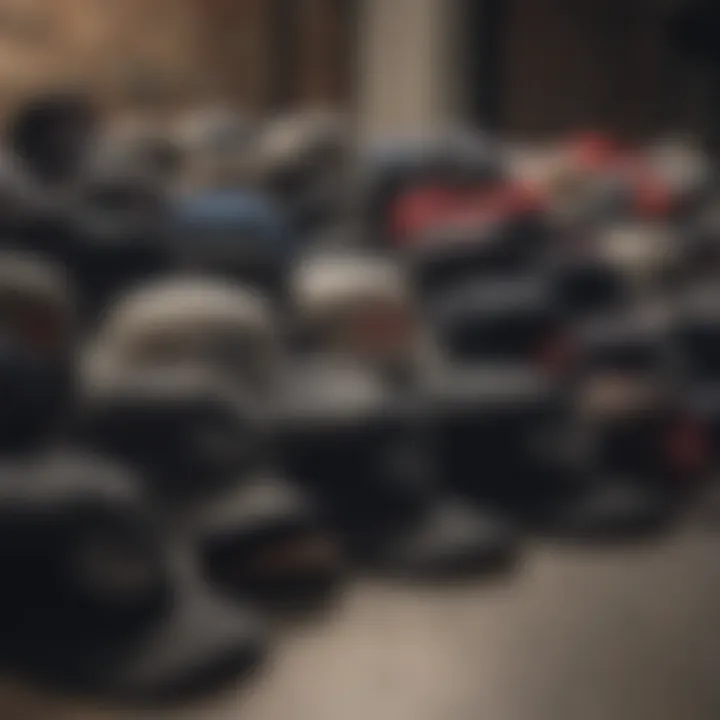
(96, 551), (266, 703)
(6, 547), (267, 705)
(542, 479), (676, 542)
(374, 498), (517, 580)
(188, 476), (343, 608)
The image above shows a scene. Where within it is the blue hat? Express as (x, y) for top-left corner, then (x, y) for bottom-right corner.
(171, 190), (296, 290)
(172, 190), (293, 251)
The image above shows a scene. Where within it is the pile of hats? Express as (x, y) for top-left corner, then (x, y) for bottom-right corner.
(0, 90), (718, 706)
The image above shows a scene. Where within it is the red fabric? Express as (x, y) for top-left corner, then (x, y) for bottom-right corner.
(665, 417), (709, 476)
(390, 183), (542, 243)
(349, 304), (411, 354)
(568, 132), (622, 171)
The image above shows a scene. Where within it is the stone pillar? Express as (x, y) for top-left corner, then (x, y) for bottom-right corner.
(357, 0), (461, 140)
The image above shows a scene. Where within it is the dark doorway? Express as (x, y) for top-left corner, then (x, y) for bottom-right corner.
(462, 0), (506, 132)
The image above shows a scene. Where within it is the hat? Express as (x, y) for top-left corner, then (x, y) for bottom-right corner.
(78, 367), (265, 497)
(289, 250), (419, 373)
(595, 222), (680, 291)
(360, 130), (505, 243)
(7, 91), (98, 185)
(424, 362), (567, 503)
(92, 277), (280, 393)
(674, 283), (720, 382)
(0, 251), (77, 450)
(170, 189), (293, 291)
(67, 170), (173, 316)
(79, 364), (342, 607)
(0, 451), (266, 702)
(257, 110), (349, 235)
(276, 358), (516, 576)
(405, 204), (547, 299)
(428, 276), (563, 369)
(89, 118), (185, 187)
(424, 362), (676, 537)
(576, 310), (671, 375)
(193, 473), (343, 606)
(175, 107), (256, 190)
(0, 249), (76, 350)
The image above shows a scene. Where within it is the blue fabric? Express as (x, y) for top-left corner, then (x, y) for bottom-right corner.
(171, 191), (293, 251)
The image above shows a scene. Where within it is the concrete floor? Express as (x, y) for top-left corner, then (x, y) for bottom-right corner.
(5, 524), (720, 720)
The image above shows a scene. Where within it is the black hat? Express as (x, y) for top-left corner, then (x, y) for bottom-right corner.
(169, 189), (294, 294)
(0, 452), (266, 702)
(429, 276), (563, 369)
(576, 310), (671, 375)
(257, 111), (349, 236)
(548, 252), (629, 320)
(193, 474), (343, 607)
(360, 130), (504, 244)
(424, 363), (565, 504)
(79, 367), (342, 607)
(674, 283), (720, 381)
(574, 369), (693, 492)
(7, 91), (98, 185)
(67, 169), (173, 318)
(276, 359), (516, 577)
(78, 368), (265, 498)
(406, 214), (547, 299)
(0, 250), (77, 451)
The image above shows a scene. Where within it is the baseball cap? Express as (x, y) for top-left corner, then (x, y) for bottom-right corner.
(0, 451), (266, 702)
(6, 91), (98, 185)
(78, 365), (342, 607)
(404, 202), (548, 298)
(275, 358), (516, 577)
(78, 367), (265, 498)
(289, 249), (418, 373)
(193, 473), (343, 607)
(548, 250), (629, 319)
(674, 283), (720, 381)
(360, 130), (504, 243)
(424, 363), (564, 501)
(576, 310), (671, 375)
(429, 275), (565, 370)
(170, 190), (293, 292)
(67, 170), (172, 316)
(257, 110), (349, 236)
(0, 251), (76, 451)
(91, 277), (280, 394)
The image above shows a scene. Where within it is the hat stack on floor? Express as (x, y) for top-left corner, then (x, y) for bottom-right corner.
(0, 90), (717, 707)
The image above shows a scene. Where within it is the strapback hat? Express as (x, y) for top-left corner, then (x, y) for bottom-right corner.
(595, 222), (680, 292)
(194, 473), (343, 606)
(360, 129), (505, 243)
(0, 249), (76, 352)
(256, 110), (349, 235)
(68, 169), (172, 316)
(289, 249), (420, 373)
(428, 275), (567, 372)
(91, 277), (280, 392)
(7, 91), (98, 185)
(78, 367), (265, 497)
(0, 451), (266, 702)
(0, 250), (77, 450)
(674, 283), (720, 382)
(175, 106), (256, 190)
(170, 189), (293, 291)
(276, 358), (516, 577)
(89, 118), (186, 187)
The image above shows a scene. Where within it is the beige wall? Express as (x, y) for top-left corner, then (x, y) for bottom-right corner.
(357, 0), (461, 139)
(0, 0), (202, 112)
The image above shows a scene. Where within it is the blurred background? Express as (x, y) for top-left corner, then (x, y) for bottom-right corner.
(0, 0), (711, 139)
(0, 1), (720, 720)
